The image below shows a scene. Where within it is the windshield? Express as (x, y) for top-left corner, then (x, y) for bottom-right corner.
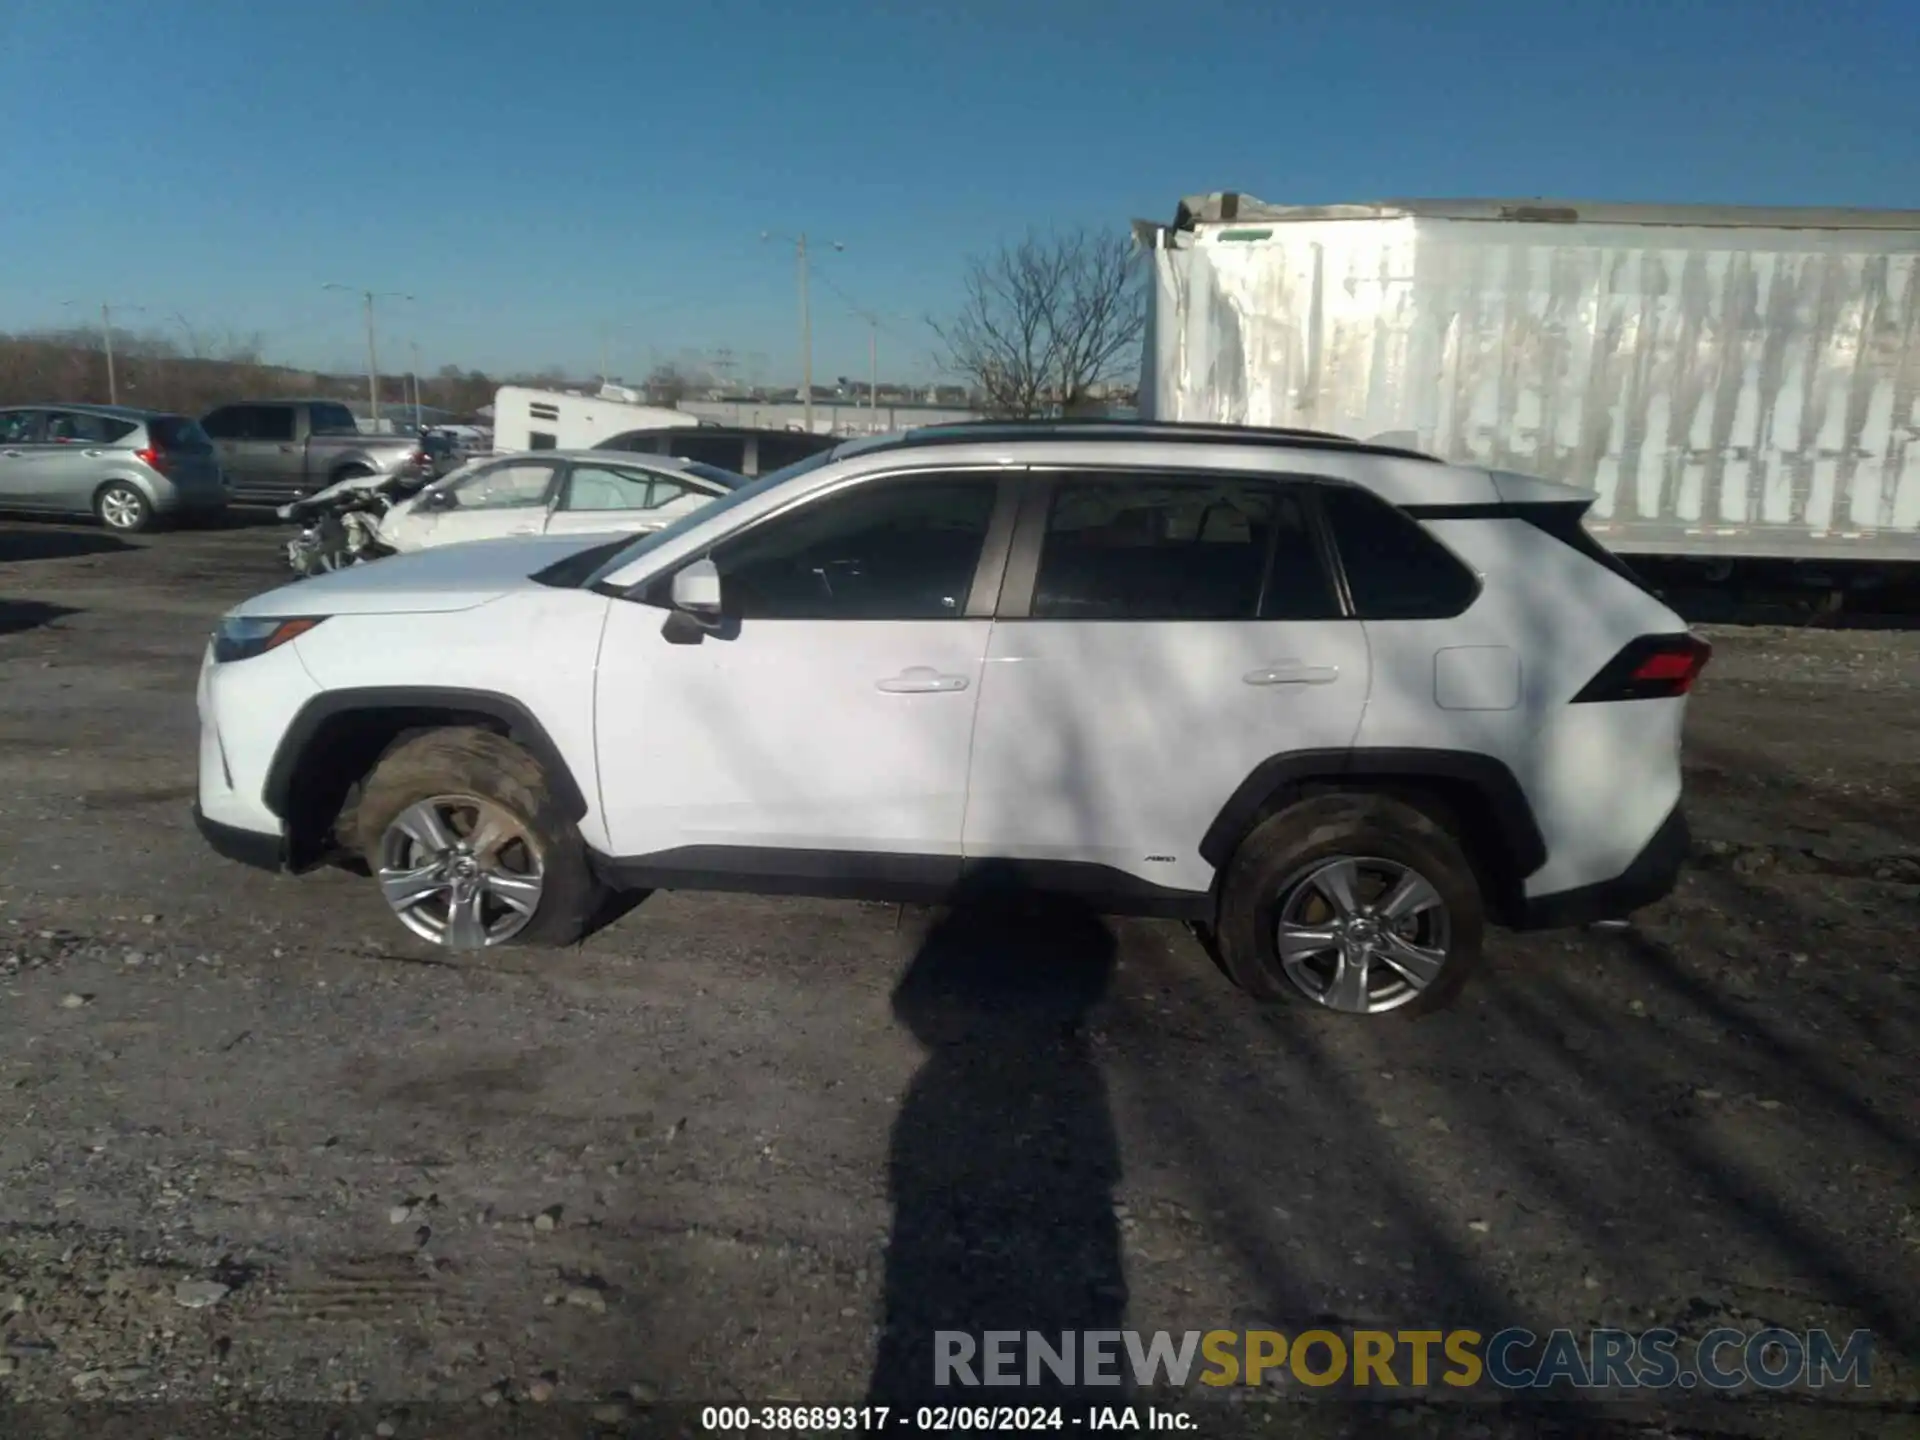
(578, 446), (843, 588)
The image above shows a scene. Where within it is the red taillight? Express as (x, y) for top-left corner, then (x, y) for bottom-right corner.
(1572, 634), (1711, 703)
(135, 446), (172, 473)
(409, 450), (431, 468)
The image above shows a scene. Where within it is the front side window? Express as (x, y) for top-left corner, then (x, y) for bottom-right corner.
(446, 460), (558, 510)
(0, 410), (46, 444)
(563, 464), (665, 512)
(1031, 473), (1338, 621)
(1319, 484), (1479, 619)
(711, 474), (999, 620)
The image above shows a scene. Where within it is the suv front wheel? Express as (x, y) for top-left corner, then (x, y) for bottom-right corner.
(1216, 794), (1484, 1016)
(353, 727), (600, 950)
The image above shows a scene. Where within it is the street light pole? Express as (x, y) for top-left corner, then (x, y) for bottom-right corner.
(763, 232), (842, 434)
(102, 304), (119, 406)
(324, 283), (412, 430)
(798, 234), (811, 434)
(63, 301), (144, 404)
(409, 341), (423, 431)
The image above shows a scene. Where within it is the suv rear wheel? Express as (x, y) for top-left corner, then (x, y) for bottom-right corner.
(1216, 794), (1483, 1016)
(352, 727), (600, 950)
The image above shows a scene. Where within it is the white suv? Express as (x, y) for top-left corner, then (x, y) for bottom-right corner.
(194, 422), (1709, 1017)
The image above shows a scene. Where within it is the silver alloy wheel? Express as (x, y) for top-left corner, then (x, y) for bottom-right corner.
(99, 486), (144, 530)
(376, 794), (545, 949)
(1273, 855), (1451, 1014)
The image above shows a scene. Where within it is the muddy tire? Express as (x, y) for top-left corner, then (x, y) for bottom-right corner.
(1216, 793), (1484, 1017)
(352, 726), (600, 950)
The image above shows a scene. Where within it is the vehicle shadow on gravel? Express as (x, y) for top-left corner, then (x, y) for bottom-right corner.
(0, 524), (139, 561)
(0, 598), (81, 635)
(868, 869), (1127, 1413)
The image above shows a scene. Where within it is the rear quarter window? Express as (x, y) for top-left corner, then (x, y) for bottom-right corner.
(1318, 484), (1480, 619)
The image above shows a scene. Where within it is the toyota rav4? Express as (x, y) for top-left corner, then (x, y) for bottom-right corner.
(193, 421), (1708, 1017)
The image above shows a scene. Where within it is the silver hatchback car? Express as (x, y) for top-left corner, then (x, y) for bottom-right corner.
(0, 403), (228, 532)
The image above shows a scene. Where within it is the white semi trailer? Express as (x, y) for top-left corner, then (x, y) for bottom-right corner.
(1136, 194), (1920, 565)
(490, 383), (701, 453)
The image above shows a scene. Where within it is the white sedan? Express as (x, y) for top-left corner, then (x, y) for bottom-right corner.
(376, 450), (743, 553)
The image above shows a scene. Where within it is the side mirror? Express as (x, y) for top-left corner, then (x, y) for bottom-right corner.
(671, 558), (723, 616)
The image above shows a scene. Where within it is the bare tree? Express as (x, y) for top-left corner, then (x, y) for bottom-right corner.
(930, 227), (1145, 418)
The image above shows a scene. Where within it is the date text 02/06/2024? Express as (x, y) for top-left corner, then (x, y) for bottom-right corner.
(700, 1405), (1195, 1431)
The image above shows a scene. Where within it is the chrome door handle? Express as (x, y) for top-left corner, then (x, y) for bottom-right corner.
(1, 449), (20, 457)
(83, 449), (105, 457)
(877, 666), (970, 694)
(1245, 663), (1339, 686)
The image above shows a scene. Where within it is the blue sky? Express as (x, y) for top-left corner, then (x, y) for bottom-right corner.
(1, 0), (1912, 384)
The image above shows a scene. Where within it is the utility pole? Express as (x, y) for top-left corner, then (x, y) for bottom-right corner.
(324, 283), (412, 430)
(409, 341), (423, 431)
(842, 302), (907, 433)
(63, 301), (143, 404)
(763, 231), (842, 433)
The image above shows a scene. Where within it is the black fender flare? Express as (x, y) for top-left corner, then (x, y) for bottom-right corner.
(263, 686), (590, 822)
(1198, 746), (1548, 879)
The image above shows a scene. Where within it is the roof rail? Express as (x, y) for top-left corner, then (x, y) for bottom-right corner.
(860, 417), (1439, 463)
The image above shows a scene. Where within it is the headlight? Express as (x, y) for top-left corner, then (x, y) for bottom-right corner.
(212, 615), (325, 663)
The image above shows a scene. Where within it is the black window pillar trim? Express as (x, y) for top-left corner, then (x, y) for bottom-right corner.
(994, 471), (1054, 618)
(261, 687), (590, 823)
(1300, 483), (1357, 618)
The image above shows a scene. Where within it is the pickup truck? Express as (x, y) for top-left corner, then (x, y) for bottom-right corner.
(201, 399), (435, 504)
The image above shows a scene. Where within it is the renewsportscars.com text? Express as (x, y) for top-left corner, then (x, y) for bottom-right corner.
(934, 1327), (1873, 1392)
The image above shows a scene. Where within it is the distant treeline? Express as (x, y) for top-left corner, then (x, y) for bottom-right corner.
(0, 327), (504, 420)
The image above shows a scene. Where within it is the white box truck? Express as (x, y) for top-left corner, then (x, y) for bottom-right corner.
(1137, 194), (1920, 564)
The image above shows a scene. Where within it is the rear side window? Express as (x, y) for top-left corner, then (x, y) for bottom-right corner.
(247, 406), (296, 442)
(1319, 485), (1479, 619)
(307, 403), (359, 436)
(682, 460), (743, 490)
(596, 429), (669, 453)
(150, 416), (213, 451)
(664, 433), (749, 470)
(757, 432), (834, 472)
(1031, 474), (1339, 621)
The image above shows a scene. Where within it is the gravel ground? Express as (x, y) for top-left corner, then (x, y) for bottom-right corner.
(1, 518), (1916, 1439)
